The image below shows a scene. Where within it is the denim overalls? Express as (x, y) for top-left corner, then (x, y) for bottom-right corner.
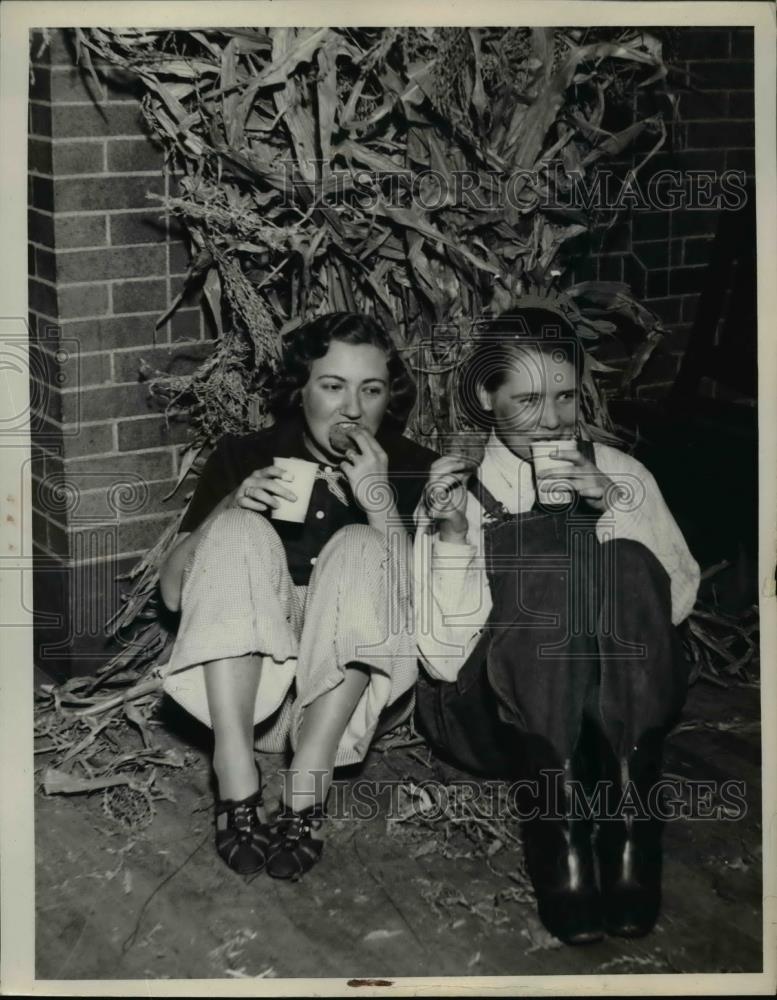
(415, 440), (688, 776)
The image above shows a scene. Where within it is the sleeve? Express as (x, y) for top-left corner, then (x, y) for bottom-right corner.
(412, 498), (493, 682)
(594, 447), (700, 625)
(178, 437), (240, 534)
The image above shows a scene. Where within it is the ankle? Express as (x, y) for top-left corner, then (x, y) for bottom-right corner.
(213, 745), (260, 803)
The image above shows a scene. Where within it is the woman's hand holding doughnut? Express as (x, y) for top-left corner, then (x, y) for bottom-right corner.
(339, 427), (390, 514)
(424, 455), (476, 541)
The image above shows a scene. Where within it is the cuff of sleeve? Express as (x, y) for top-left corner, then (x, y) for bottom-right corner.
(432, 539), (477, 556)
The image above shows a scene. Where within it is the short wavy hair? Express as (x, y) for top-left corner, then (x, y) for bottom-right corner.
(268, 312), (417, 429)
(457, 308), (583, 430)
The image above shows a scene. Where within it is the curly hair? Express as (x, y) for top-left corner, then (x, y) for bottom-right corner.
(457, 307), (583, 430)
(268, 312), (417, 429)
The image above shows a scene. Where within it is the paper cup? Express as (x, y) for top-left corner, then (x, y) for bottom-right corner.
(532, 439), (577, 504)
(271, 457), (318, 523)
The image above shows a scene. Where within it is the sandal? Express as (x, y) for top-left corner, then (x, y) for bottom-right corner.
(266, 803), (326, 880)
(215, 786), (272, 876)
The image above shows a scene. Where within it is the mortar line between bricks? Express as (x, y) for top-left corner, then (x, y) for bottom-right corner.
(72, 477), (183, 496)
(59, 381), (162, 394)
(57, 312), (164, 324)
(61, 447), (171, 462)
(54, 278), (169, 288)
(53, 171), (164, 180)
(56, 241), (181, 254)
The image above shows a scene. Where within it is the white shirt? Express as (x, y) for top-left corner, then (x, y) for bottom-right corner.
(413, 432), (701, 682)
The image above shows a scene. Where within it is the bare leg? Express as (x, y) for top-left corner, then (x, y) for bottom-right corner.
(285, 662), (370, 821)
(204, 653), (265, 812)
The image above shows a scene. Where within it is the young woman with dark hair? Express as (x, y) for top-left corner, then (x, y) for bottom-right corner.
(414, 306), (699, 944)
(159, 312), (436, 878)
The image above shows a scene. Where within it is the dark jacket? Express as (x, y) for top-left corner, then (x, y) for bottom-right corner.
(180, 412), (438, 585)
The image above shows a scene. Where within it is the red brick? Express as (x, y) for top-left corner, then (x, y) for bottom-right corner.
(680, 295), (701, 324)
(677, 90), (727, 120)
(112, 279), (168, 314)
(29, 102), (52, 137)
(31, 29), (77, 67)
(48, 102), (146, 139)
(29, 379), (63, 428)
(63, 448), (174, 482)
(31, 175), (54, 212)
(29, 137), (53, 174)
(107, 137), (164, 173)
(49, 65), (106, 104)
(29, 209), (55, 247)
(646, 269), (669, 298)
(169, 241), (191, 275)
(63, 352), (113, 388)
(52, 140), (105, 175)
(54, 215), (108, 249)
(666, 325), (692, 352)
(109, 210), (169, 246)
(686, 121), (753, 150)
(74, 479), (182, 520)
(597, 256), (623, 282)
(683, 237), (714, 267)
(57, 422), (115, 459)
(29, 65), (51, 102)
(56, 245), (167, 284)
(170, 308), (202, 342)
(674, 28), (730, 61)
(117, 415), (191, 451)
(58, 314), (163, 352)
(58, 283), (110, 320)
(61, 382), (154, 423)
(28, 279), (58, 317)
(672, 212), (718, 238)
(34, 247), (57, 282)
(112, 341), (212, 383)
(726, 150), (754, 175)
(669, 266), (705, 296)
(54, 174), (164, 213)
(632, 211), (670, 242)
(688, 60), (754, 91)
(675, 150), (726, 174)
(116, 515), (177, 554)
(645, 296), (682, 325)
(728, 91), (755, 119)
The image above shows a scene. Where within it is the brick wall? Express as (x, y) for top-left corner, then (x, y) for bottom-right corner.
(27, 26), (754, 677)
(28, 28), (209, 678)
(568, 26), (754, 401)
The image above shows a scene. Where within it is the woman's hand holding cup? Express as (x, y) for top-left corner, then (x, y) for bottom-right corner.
(232, 464), (298, 514)
(424, 455), (476, 542)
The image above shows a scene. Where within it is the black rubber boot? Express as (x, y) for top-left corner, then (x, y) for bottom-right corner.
(595, 729), (666, 938)
(520, 733), (604, 946)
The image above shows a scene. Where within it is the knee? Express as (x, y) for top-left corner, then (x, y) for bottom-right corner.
(326, 524), (385, 564)
(603, 538), (670, 595)
(205, 507), (282, 553)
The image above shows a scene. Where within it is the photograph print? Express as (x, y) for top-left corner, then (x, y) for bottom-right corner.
(8, 5), (772, 990)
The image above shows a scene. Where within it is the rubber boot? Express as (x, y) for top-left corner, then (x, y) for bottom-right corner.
(520, 732), (604, 946)
(595, 728), (665, 938)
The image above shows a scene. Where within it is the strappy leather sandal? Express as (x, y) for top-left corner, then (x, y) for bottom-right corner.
(266, 803), (326, 880)
(215, 787), (272, 876)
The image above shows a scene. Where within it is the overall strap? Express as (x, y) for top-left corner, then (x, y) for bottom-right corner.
(468, 476), (511, 521)
(578, 438), (596, 463)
